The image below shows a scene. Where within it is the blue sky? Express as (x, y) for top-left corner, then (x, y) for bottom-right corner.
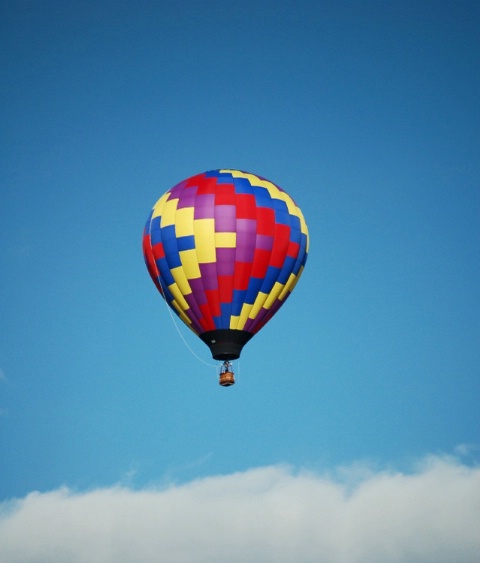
(1, 1), (479, 561)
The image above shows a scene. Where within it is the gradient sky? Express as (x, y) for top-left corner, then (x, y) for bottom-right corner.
(1, 1), (479, 561)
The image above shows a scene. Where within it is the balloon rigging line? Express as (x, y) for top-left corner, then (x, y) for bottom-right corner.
(160, 292), (218, 370)
(147, 212), (219, 371)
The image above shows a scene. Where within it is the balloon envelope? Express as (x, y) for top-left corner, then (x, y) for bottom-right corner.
(143, 169), (309, 360)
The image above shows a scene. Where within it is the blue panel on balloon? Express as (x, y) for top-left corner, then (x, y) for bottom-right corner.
(162, 238), (182, 268)
(177, 235), (196, 251)
(278, 256), (295, 284)
(232, 289), (247, 316)
(253, 186), (271, 208)
(233, 177), (255, 194)
(262, 266), (281, 293)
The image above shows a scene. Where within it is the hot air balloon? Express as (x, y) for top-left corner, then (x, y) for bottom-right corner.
(142, 169), (309, 386)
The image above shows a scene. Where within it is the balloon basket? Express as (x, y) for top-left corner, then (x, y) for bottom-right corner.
(219, 371), (235, 387)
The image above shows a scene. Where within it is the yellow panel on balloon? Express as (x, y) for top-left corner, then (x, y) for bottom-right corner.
(171, 301), (193, 327)
(278, 273), (298, 301)
(175, 207), (195, 237)
(180, 249), (201, 279)
(151, 192), (170, 218)
(237, 302), (253, 329)
(160, 198), (179, 227)
(249, 291), (269, 318)
(194, 219), (216, 263)
(170, 265), (192, 296)
(167, 282), (189, 311)
(263, 282), (285, 309)
(215, 232), (236, 248)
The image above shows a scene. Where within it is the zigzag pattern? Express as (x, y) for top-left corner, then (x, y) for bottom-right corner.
(143, 169), (309, 336)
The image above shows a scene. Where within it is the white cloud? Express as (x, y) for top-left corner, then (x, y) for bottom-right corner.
(454, 443), (479, 457)
(0, 455), (478, 563)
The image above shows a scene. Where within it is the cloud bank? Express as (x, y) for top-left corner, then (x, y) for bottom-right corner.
(0, 455), (478, 563)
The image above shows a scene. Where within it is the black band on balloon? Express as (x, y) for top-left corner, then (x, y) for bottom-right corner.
(199, 329), (254, 361)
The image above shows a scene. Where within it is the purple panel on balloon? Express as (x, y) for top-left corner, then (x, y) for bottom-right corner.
(216, 248), (236, 275)
(199, 263), (218, 290)
(169, 183), (185, 198)
(193, 194), (215, 219)
(256, 234), (274, 251)
(236, 241), (255, 263)
(214, 205), (237, 232)
(177, 188), (197, 209)
(235, 219), (256, 262)
(236, 218), (256, 234)
(188, 278), (207, 305)
(185, 294), (203, 324)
